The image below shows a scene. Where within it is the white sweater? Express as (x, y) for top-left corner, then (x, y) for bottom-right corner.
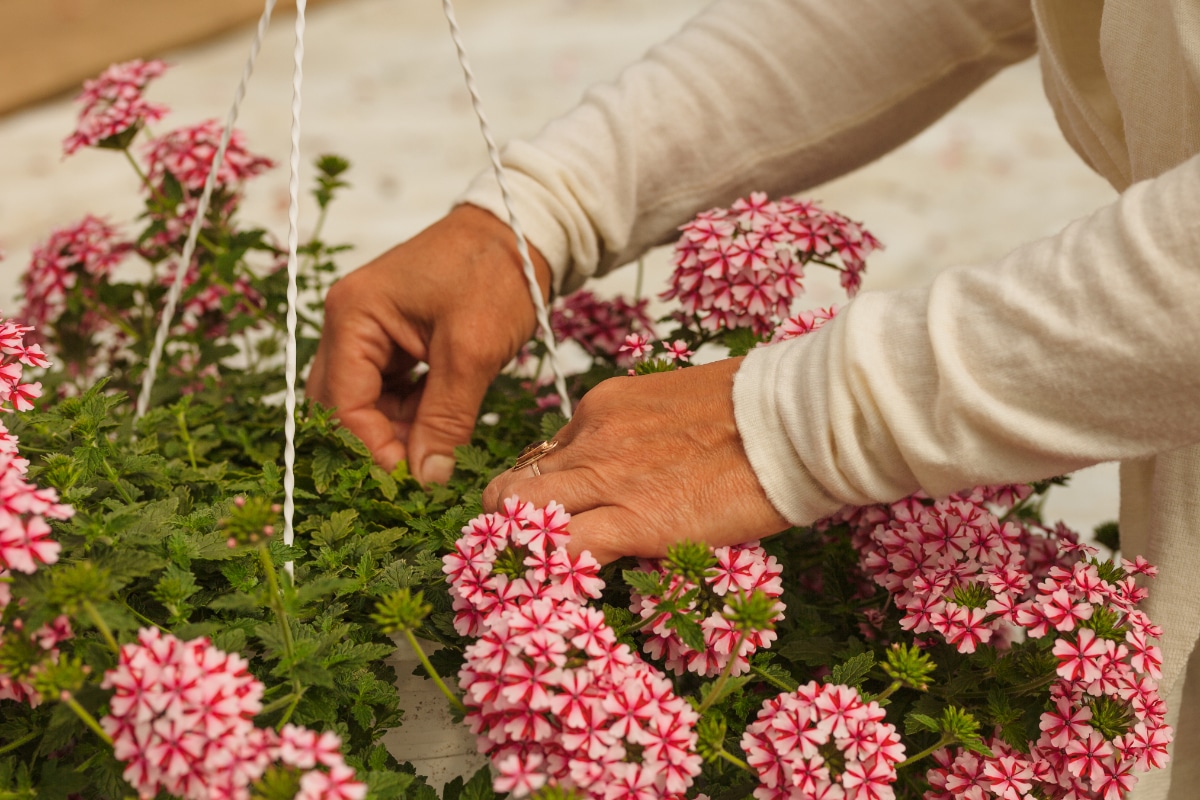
(460, 2), (1200, 793)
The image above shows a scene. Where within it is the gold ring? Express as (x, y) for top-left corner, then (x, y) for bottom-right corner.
(512, 440), (557, 473)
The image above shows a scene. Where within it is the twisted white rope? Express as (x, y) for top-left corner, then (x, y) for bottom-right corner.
(135, 0), (279, 421)
(283, 0), (307, 573)
(440, 0), (573, 417)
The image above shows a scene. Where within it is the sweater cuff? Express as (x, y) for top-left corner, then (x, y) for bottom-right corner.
(457, 167), (576, 298)
(733, 338), (844, 526)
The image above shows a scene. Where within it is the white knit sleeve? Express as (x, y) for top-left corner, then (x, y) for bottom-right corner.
(734, 151), (1200, 524)
(458, 0), (1036, 294)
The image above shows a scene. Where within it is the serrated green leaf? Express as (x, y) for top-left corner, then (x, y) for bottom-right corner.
(460, 766), (495, 800)
(312, 446), (349, 494)
(622, 569), (665, 598)
(667, 613), (706, 653)
(829, 651), (875, 688)
(370, 465), (399, 501)
(905, 713), (940, 735)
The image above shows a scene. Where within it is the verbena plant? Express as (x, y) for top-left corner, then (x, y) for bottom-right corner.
(0, 61), (1166, 800)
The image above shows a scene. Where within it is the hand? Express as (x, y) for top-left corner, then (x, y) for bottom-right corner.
(481, 357), (790, 563)
(307, 204), (551, 482)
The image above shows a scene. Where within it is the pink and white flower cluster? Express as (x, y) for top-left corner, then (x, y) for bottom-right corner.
(143, 119), (273, 195)
(101, 628), (365, 800)
(838, 486), (1170, 799)
(460, 597), (702, 800)
(0, 616), (73, 707)
(442, 497), (605, 637)
(0, 318), (71, 705)
(742, 681), (905, 800)
(20, 215), (131, 334)
(446, 501), (702, 799)
(662, 193), (880, 335)
(550, 291), (655, 362)
(629, 541), (785, 677)
(63, 59), (169, 155)
(0, 317), (67, 577)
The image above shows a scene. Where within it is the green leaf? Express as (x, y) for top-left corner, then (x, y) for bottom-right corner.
(313, 510), (359, 547)
(622, 569), (665, 598)
(460, 766), (495, 800)
(829, 651), (875, 689)
(363, 770), (416, 800)
(539, 412), (568, 442)
(905, 713), (940, 735)
(370, 465), (399, 501)
(667, 613), (706, 653)
(777, 635), (836, 666)
(312, 446), (349, 494)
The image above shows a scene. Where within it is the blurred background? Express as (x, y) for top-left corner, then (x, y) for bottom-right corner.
(0, 0), (1119, 528)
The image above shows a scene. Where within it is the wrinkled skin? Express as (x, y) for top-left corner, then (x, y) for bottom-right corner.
(309, 204), (788, 562)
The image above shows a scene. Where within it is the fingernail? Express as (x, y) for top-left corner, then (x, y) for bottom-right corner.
(422, 454), (456, 484)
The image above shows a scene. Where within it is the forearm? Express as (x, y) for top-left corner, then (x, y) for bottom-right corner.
(735, 151), (1200, 524)
(459, 0), (1036, 293)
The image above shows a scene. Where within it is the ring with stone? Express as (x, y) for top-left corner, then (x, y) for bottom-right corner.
(512, 439), (558, 474)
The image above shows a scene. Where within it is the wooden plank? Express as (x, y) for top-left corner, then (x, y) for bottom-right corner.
(0, 0), (336, 114)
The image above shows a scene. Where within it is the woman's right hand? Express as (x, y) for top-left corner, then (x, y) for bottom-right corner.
(306, 204), (552, 483)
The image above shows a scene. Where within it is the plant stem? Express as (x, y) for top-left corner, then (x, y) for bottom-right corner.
(275, 687), (306, 730)
(634, 256), (645, 302)
(696, 632), (748, 716)
(82, 600), (120, 654)
(401, 629), (467, 715)
(122, 602), (168, 633)
(0, 731), (37, 756)
(62, 694), (114, 746)
(258, 545), (296, 666)
(714, 747), (753, 773)
(123, 148), (163, 203)
(872, 680), (904, 704)
(100, 458), (136, 506)
(897, 732), (955, 769)
(749, 663), (798, 692)
(175, 407), (199, 469)
(260, 690), (301, 717)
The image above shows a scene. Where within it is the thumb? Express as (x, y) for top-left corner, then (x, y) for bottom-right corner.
(406, 353), (493, 485)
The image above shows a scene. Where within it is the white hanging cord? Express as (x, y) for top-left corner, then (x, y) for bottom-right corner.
(135, 0), (279, 420)
(282, 0), (307, 577)
(440, 0), (573, 417)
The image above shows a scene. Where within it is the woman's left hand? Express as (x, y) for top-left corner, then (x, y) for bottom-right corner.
(481, 357), (790, 564)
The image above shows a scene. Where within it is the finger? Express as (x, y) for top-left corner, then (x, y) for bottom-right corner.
(319, 340), (412, 473)
(481, 458), (604, 514)
(560, 506), (654, 565)
(406, 340), (495, 485)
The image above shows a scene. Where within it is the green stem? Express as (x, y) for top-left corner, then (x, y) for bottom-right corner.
(122, 602), (168, 633)
(82, 600), (120, 654)
(124, 148), (163, 204)
(260, 690), (301, 717)
(0, 731), (37, 756)
(872, 680), (904, 705)
(749, 663), (798, 693)
(634, 256), (645, 302)
(897, 732), (955, 769)
(402, 629), (467, 715)
(100, 458), (136, 506)
(175, 407), (199, 469)
(275, 687), (306, 730)
(715, 747), (753, 773)
(258, 545), (296, 666)
(62, 694), (113, 746)
(696, 632), (748, 716)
